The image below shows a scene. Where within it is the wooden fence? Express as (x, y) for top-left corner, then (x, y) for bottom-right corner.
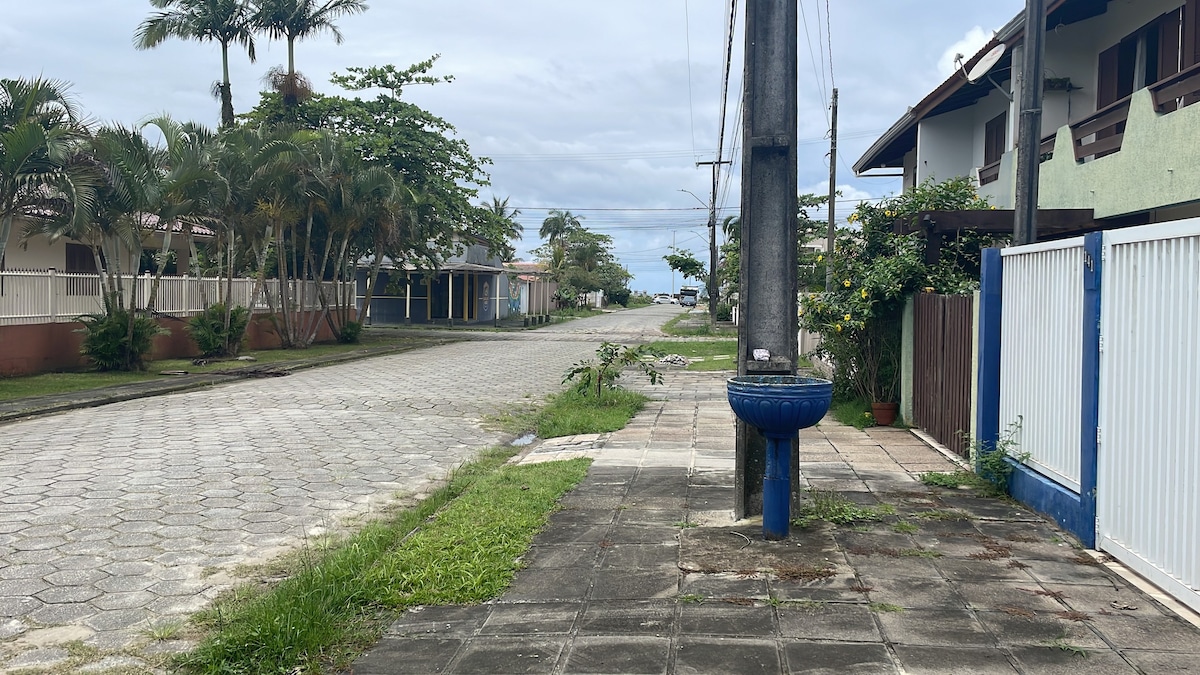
(912, 293), (975, 457)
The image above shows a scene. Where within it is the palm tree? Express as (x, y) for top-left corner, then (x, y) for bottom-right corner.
(538, 208), (582, 250)
(252, 0), (368, 107)
(135, 0), (258, 128)
(0, 77), (95, 266)
(482, 195), (523, 261)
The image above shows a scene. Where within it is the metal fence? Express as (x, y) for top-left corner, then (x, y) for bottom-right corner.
(981, 219), (1200, 614)
(1097, 220), (1200, 613)
(0, 270), (342, 326)
(1000, 238), (1085, 491)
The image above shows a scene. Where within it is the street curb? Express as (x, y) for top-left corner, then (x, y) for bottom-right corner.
(0, 340), (450, 426)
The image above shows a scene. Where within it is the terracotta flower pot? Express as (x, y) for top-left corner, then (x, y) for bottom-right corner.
(871, 402), (899, 426)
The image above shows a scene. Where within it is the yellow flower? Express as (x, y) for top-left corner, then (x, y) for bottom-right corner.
(860, 288), (868, 299)
(816, 254), (824, 262)
(843, 314), (851, 322)
(885, 210), (894, 217)
(842, 279), (851, 288)
(847, 213), (858, 223)
(835, 323), (843, 332)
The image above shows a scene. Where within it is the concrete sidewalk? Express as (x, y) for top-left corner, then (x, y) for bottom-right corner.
(355, 371), (1200, 674)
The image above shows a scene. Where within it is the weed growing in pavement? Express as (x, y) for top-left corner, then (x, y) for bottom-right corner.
(892, 520), (919, 534)
(678, 594), (705, 604)
(773, 563), (838, 582)
(793, 489), (894, 528)
(1045, 638), (1090, 657)
(145, 620), (185, 641)
(869, 602), (904, 613)
(920, 470), (989, 491)
(911, 509), (973, 522)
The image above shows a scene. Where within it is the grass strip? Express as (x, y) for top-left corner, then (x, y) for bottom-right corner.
(491, 387), (649, 439)
(660, 313), (736, 337)
(0, 333), (441, 402)
(178, 451), (591, 674)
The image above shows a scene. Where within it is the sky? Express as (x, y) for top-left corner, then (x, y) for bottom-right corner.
(1, 1), (1030, 295)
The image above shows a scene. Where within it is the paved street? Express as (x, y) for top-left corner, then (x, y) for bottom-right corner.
(0, 307), (678, 672)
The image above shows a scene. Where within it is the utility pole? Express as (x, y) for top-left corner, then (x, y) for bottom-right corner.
(736, 0), (799, 520)
(825, 88), (838, 291)
(1014, 0), (1046, 245)
(696, 159), (732, 325)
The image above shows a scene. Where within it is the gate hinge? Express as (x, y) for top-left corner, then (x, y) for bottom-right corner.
(1099, 335), (1105, 352)
(1096, 427), (1102, 446)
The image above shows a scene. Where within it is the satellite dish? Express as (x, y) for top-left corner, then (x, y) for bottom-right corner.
(967, 44), (1007, 83)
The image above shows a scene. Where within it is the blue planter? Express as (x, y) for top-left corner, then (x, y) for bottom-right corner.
(726, 375), (833, 540)
(726, 376), (833, 438)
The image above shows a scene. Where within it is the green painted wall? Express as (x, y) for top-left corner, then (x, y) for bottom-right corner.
(1039, 89), (1200, 218)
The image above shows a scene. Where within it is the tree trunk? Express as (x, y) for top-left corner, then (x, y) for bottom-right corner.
(220, 41), (235, 128)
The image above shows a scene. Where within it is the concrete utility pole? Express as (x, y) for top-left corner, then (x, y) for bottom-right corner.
(1014, 0), (1046, 245)
(696, 160), (731, 325)
(825, 88), (838, 292)
(736, 0), (799, 520)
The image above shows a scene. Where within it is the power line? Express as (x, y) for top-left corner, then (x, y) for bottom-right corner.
(683, 0), (698, 158)
(799, 1), (830, 125)
(824, 0), (836, 90)
(713, 0), (739, 200)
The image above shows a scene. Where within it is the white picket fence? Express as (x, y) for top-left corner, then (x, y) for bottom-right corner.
(0, 270), (343, 326)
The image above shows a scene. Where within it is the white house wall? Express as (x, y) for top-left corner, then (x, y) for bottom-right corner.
(916, 107), (975, 184)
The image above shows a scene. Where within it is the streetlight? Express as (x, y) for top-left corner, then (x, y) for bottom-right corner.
(679, 189), (719, 324)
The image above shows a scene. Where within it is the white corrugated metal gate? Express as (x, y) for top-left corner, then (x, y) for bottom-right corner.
(1097, 220), (1200, 614)
(1000, 239), (1085, 491)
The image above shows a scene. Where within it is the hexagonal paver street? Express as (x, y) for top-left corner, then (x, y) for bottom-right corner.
(0, 307), (680, 672)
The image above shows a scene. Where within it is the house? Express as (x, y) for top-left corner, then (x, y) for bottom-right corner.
(855, 0), (1200, 236)
(356, 240), (555, 326)
(2, 214), (206, 276)
(852, 0), (1200, 613)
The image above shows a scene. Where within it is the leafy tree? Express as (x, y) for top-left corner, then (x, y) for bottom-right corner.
(0, 77), (96, 266)
(800, 177), (998, 404)
(663, 248), (705, 285)
(135, 0), (258, 128)
(242, 59), (496, 261)
(534, 226), (630, 308)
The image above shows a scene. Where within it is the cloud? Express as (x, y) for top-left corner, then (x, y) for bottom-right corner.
(938, 26), (994, 78)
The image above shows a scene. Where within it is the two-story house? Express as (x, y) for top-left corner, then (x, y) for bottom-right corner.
(855, 0), (1200, 235)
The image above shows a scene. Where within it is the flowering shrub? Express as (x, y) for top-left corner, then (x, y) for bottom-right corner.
(801, 178), (999, 404)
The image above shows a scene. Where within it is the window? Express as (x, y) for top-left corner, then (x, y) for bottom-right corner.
(1097, 7), (1186, 110)
(65, 243), (98, 274)
(984, 112), (1007, 166)
(64, 243), (102, 296)
(980, 112), (1007, 185)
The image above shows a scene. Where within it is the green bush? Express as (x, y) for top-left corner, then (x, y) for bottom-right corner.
(716, 302), (734, 322)
(338, 320), (363, 344)
(187, 304), (250, 357)
(78, 307), (166, 371)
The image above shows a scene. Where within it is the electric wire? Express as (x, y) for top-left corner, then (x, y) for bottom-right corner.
(683, 0), (698, 159)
